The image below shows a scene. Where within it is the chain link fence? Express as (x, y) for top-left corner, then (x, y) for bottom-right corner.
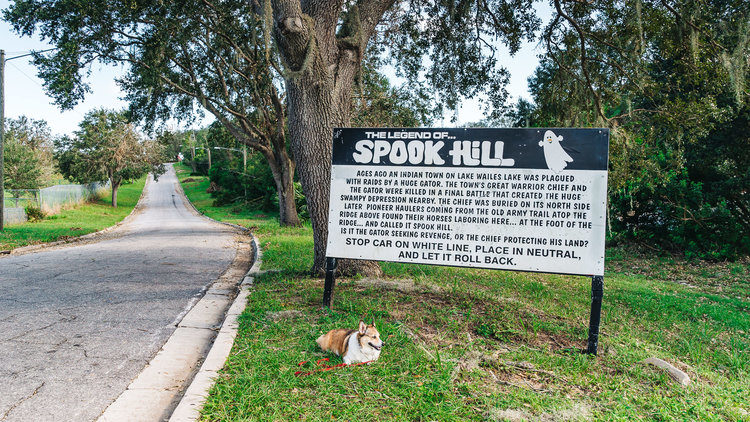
(3, 181), (110, 225)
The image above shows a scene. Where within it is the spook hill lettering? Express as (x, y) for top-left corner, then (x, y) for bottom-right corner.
(352, 140), (515, 166)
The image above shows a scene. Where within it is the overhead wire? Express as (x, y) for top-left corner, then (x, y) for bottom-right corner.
(4, 51), (88, 122)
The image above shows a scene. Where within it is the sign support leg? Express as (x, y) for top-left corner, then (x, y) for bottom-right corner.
(586, 275), (604, 355)
(322, 257), (338, 308)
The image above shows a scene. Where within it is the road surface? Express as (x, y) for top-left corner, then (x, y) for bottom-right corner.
(0, 165), (239, 421)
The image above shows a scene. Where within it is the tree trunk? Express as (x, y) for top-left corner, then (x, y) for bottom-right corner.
(284, 51), (381, 277)
(272, 0), (389, 276)
(286, 82), (337, 273)
(111, 179), (120, 208)
(277, 160), (300, 227)
(261, 147), (301, 227)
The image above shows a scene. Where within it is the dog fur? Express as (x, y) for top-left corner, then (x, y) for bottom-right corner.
(316, 320), (383, 364)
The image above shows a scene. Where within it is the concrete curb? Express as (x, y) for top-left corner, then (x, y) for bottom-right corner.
(2, 175), (152, 257)
(167, 169), (262, 421)
(168, 237), (262, 422)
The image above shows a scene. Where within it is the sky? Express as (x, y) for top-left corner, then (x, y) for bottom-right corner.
(1, 1), (551, 138)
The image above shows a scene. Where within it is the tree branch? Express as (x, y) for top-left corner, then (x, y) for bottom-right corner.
(553, 0), (608, 124)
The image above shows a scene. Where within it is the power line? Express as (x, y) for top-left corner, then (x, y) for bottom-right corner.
(7, 61), (44, 88)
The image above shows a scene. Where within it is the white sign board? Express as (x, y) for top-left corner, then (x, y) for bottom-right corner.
(326, 128), (609, 276)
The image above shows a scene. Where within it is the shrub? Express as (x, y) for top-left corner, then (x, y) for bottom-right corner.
(207, 154), (276, 209)
(25, 205), (46, 222)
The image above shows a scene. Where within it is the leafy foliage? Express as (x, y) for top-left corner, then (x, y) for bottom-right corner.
(2, 136), (42, 190)
(203, 122), (309, 219)
(3, 0), (300, 225)
(55, 109), (165, 207)
(155, 130), (185, 163)
(24, 205), (46, 222)
(519, 0), (750, 259)
(380, 0), (540, 120)
(3, 116), (59, 187)
(351, 56), (436, 127)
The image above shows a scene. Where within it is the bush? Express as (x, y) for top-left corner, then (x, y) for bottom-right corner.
(206, 154), (310, 221)
(207, 154), (277, 210)
(25, 205), (46, 222)
(609, 167), (750, 261)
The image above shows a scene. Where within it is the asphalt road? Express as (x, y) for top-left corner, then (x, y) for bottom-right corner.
(0, 165), (238, 422)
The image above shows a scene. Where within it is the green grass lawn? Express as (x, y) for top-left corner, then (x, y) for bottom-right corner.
(174, 164), (750, 421)
(0, 177), (146, 250)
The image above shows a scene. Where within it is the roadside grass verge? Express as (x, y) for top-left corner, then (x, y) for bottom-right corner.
(0, 177), (146, 250)
(175, 167), (750, 421)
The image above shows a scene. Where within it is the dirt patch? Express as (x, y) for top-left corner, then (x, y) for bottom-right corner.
(182, 178), (198, 183)
(490, 403), (592, 421)
(450, 349), (511, 379)
(354, 277), (447, 295)
(267, 310), (304, 322)
(452, 349), (562, 394)
(528, 331), (579, 351)
(206, 181), (221, 193)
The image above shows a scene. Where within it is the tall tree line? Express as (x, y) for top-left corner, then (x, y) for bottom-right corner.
(517, 0), (749, 259)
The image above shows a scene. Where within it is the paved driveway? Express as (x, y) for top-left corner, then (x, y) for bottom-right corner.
(0, 165), (238, 421)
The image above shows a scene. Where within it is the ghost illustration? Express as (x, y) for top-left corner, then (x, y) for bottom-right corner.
(539, 130), (573, 173)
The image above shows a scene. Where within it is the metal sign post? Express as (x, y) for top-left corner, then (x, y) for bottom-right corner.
(322, 257), (338, 308)
(586, 275), (604, 355)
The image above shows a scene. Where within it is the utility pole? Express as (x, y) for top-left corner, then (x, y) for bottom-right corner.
(0, 48), (55, 231)
(1, 49), (5, 231)
(189, 132), (196, 174)
(242, 145), (247, 170)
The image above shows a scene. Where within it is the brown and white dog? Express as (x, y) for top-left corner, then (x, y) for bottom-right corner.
(316, 320), (383, 364)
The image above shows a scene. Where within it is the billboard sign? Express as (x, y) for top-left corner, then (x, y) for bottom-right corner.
(326, 128), (609, 276)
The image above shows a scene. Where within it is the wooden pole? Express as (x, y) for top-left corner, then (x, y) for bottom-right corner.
(0, 50), (5, 231)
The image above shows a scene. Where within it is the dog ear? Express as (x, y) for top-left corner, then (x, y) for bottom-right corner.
(358, 320), (367, 334)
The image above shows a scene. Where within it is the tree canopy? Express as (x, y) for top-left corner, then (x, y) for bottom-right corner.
(519, 0), (749, 258)
(5, 0), (301, 225)
(4, 0), (545, 272)
(2, 136), (41, 190)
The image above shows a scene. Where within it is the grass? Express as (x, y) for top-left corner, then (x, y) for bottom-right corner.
(0, 177), (147, 250)
(174, 163), (750, 421)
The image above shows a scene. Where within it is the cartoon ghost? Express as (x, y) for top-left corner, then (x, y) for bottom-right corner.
(539, 130), (573, 173)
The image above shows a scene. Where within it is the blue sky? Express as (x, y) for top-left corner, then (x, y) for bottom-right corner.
(1, 1), (550, 137)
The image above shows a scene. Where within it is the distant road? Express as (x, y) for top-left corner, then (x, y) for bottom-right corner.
(0, 164), (238, 421)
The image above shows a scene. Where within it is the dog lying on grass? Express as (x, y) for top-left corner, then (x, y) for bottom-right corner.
(316, 320), (383, 364)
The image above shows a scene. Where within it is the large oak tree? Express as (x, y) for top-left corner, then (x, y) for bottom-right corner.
(4, 0), (539, 273)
